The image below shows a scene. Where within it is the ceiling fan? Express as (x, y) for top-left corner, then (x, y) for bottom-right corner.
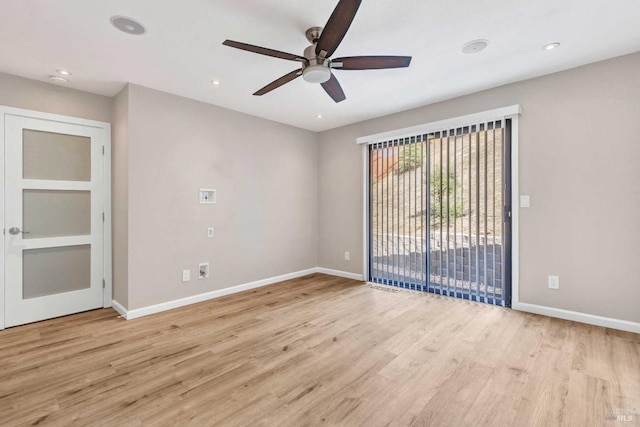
(222, 0), (412, 103)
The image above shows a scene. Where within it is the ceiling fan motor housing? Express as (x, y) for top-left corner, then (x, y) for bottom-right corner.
(302, 45), (331, 83)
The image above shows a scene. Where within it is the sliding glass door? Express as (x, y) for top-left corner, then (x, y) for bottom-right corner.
(369, 120), (512, 306)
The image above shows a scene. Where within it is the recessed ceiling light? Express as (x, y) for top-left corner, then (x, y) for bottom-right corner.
(543, 42), (561, 51)
(315, 114), (323, 119)
(49, 76), (68, 84)
(461, 39), (489, 54)
(56, 68), (71, 76)
(110, 16), (146, 35)
(211, 80), (220, 86)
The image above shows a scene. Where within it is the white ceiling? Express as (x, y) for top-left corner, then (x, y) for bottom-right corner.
(1, 0), (639, 132)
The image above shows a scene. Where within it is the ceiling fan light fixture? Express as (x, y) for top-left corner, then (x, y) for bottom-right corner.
(222, 0), (412, 102)
(302, 65), (331, 84)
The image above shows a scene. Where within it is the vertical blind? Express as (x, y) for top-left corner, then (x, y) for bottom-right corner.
(369, 119), (511, 306)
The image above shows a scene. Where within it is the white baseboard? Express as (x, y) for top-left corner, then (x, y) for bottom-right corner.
(111, 267), (365, 320)
(111, 269), (638, 335)
(117, 268), (318, 320)
(513, 302), (640, 334)
(316, 267), (365, 281)
(111, 300), (128, 318)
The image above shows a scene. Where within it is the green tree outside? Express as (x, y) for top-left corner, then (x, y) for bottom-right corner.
(429, 166), (463, 227)
(396, 143), (423, 174)
(394, 143), (465, 227)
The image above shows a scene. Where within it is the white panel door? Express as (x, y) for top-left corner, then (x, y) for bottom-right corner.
(4, 114), (105, 327)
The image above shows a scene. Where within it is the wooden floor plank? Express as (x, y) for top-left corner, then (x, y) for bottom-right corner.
(0, 273), (638, 426)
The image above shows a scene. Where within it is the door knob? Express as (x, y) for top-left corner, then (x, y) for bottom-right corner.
(8, 227), (29, 235)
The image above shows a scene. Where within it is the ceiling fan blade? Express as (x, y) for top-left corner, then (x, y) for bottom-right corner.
(223, 40), (307, 63)
(331, 56), (412, 70)
(321, 74), (346, 103)
(253, 69), (302, 96)
(315, 0), (362, 59)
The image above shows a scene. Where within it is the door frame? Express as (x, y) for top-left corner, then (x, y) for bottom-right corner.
(358, 105), (521, 306)
(0, 106), (112, 330)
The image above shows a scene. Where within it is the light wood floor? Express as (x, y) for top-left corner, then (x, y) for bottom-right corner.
(1, 273), (638, 426)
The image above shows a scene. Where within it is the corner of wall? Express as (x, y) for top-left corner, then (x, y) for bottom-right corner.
(111, 85), (130, 309)
(313, 131), (321, 269)
(121, 85), (321, 310)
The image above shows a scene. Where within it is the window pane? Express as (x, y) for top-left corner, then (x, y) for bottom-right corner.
(369, 121), (510, 306)
(23, 190), (91, 239)
(23, 245), (91, 299)
(23, 129), (91, 181)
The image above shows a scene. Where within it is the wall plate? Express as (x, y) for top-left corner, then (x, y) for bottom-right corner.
(199, 188), (216, 204)
(199, 263), (209, 279)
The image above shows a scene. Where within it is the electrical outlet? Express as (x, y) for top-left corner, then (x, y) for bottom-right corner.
(548, 275), (559, 290)
(199, 263), (209, 279)
(207, 227), (214, 238)
(344, 251), (350, 261)
(182, 269), (191, 282)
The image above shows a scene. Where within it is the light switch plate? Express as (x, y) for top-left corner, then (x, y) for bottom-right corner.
(520, 195), (530, 208)
(207, 227), (214, 238)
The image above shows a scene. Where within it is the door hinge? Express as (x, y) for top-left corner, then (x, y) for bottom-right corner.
(102, 212), (105, 222)
(102, 146), (105, 155)
(103, 279), (106, 288)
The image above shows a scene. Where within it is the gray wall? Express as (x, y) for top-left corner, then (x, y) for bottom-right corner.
(112, 87), (129, 306)
(3, 54), (639, 326)
(0, 73), (319, 312)
(124, 84), (319, 309)
(318, 52), (640, 323)
(0, 72), (112, 123)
